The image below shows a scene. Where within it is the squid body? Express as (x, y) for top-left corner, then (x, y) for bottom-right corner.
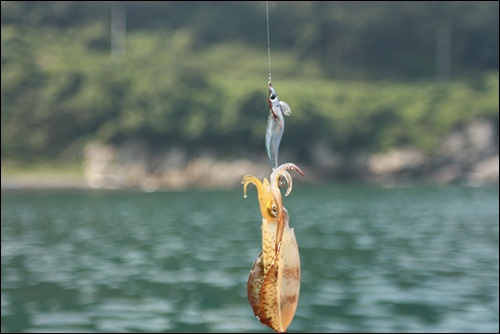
(243, 163), (303, 333)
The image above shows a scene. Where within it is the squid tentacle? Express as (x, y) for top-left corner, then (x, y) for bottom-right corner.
(270, 163), (305, 196)
(242, 175), (263, 199)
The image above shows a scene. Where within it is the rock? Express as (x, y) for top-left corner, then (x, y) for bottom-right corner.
(433, 164), (463, 184)
(310, 141), (345, 170)
(83, 142), (121, 189)
(468, 155), (499, 185)
(368, 148), (425, 175)
(80, 118), (498, 189)
(439, 119), (497, 163)
(83, 141), (271, 190)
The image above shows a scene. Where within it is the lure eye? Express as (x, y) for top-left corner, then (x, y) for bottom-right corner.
(270, 93), (276, 100)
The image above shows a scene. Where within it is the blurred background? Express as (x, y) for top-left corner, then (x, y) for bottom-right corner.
(1, 0), (498, 189)
(1, 1), (499, 333)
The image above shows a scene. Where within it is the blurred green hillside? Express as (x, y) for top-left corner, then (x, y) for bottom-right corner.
(1, 1), (499, 174)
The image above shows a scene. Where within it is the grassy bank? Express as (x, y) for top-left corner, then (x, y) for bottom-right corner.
(2, 25), (499, 167)
(1, 162), (86, 189)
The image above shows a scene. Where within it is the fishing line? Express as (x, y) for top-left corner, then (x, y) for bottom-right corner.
(266, 1), (272, 82)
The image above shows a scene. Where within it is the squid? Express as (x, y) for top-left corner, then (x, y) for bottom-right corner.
(242, 163), (304, 333)
(265, 82), (291, 170)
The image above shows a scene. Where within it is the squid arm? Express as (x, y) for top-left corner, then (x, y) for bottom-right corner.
(269, 163), (304, 256)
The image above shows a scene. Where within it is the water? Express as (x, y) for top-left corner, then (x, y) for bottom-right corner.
(1, 185), (498, 333)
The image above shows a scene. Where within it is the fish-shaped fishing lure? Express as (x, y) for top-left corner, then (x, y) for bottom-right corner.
(243, 163), (303, 333)
(265, 82), (291, 170)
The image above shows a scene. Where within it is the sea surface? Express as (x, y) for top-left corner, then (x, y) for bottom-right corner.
(1, 185), (499, 333)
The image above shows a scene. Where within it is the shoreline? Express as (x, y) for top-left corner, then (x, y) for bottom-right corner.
(1, 173), (88, 191)
(2, 167), (498, 191)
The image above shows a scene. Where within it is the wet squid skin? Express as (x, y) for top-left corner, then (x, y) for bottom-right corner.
(243, 163), (304, 333)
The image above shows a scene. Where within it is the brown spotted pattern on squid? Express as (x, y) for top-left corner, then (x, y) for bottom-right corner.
(259, 262), (283, 332)
(282, 266), (300, 281)
(283, 294), (298, 305)
(261, 221), (278, 275)
(247, 253), (264, 318)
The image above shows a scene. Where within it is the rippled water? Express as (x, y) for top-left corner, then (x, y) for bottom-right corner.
(1, 185), (499, 333)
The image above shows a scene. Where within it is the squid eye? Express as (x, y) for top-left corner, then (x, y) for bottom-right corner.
(270, 94), (276, 100)
(268, 203), (278, 217)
